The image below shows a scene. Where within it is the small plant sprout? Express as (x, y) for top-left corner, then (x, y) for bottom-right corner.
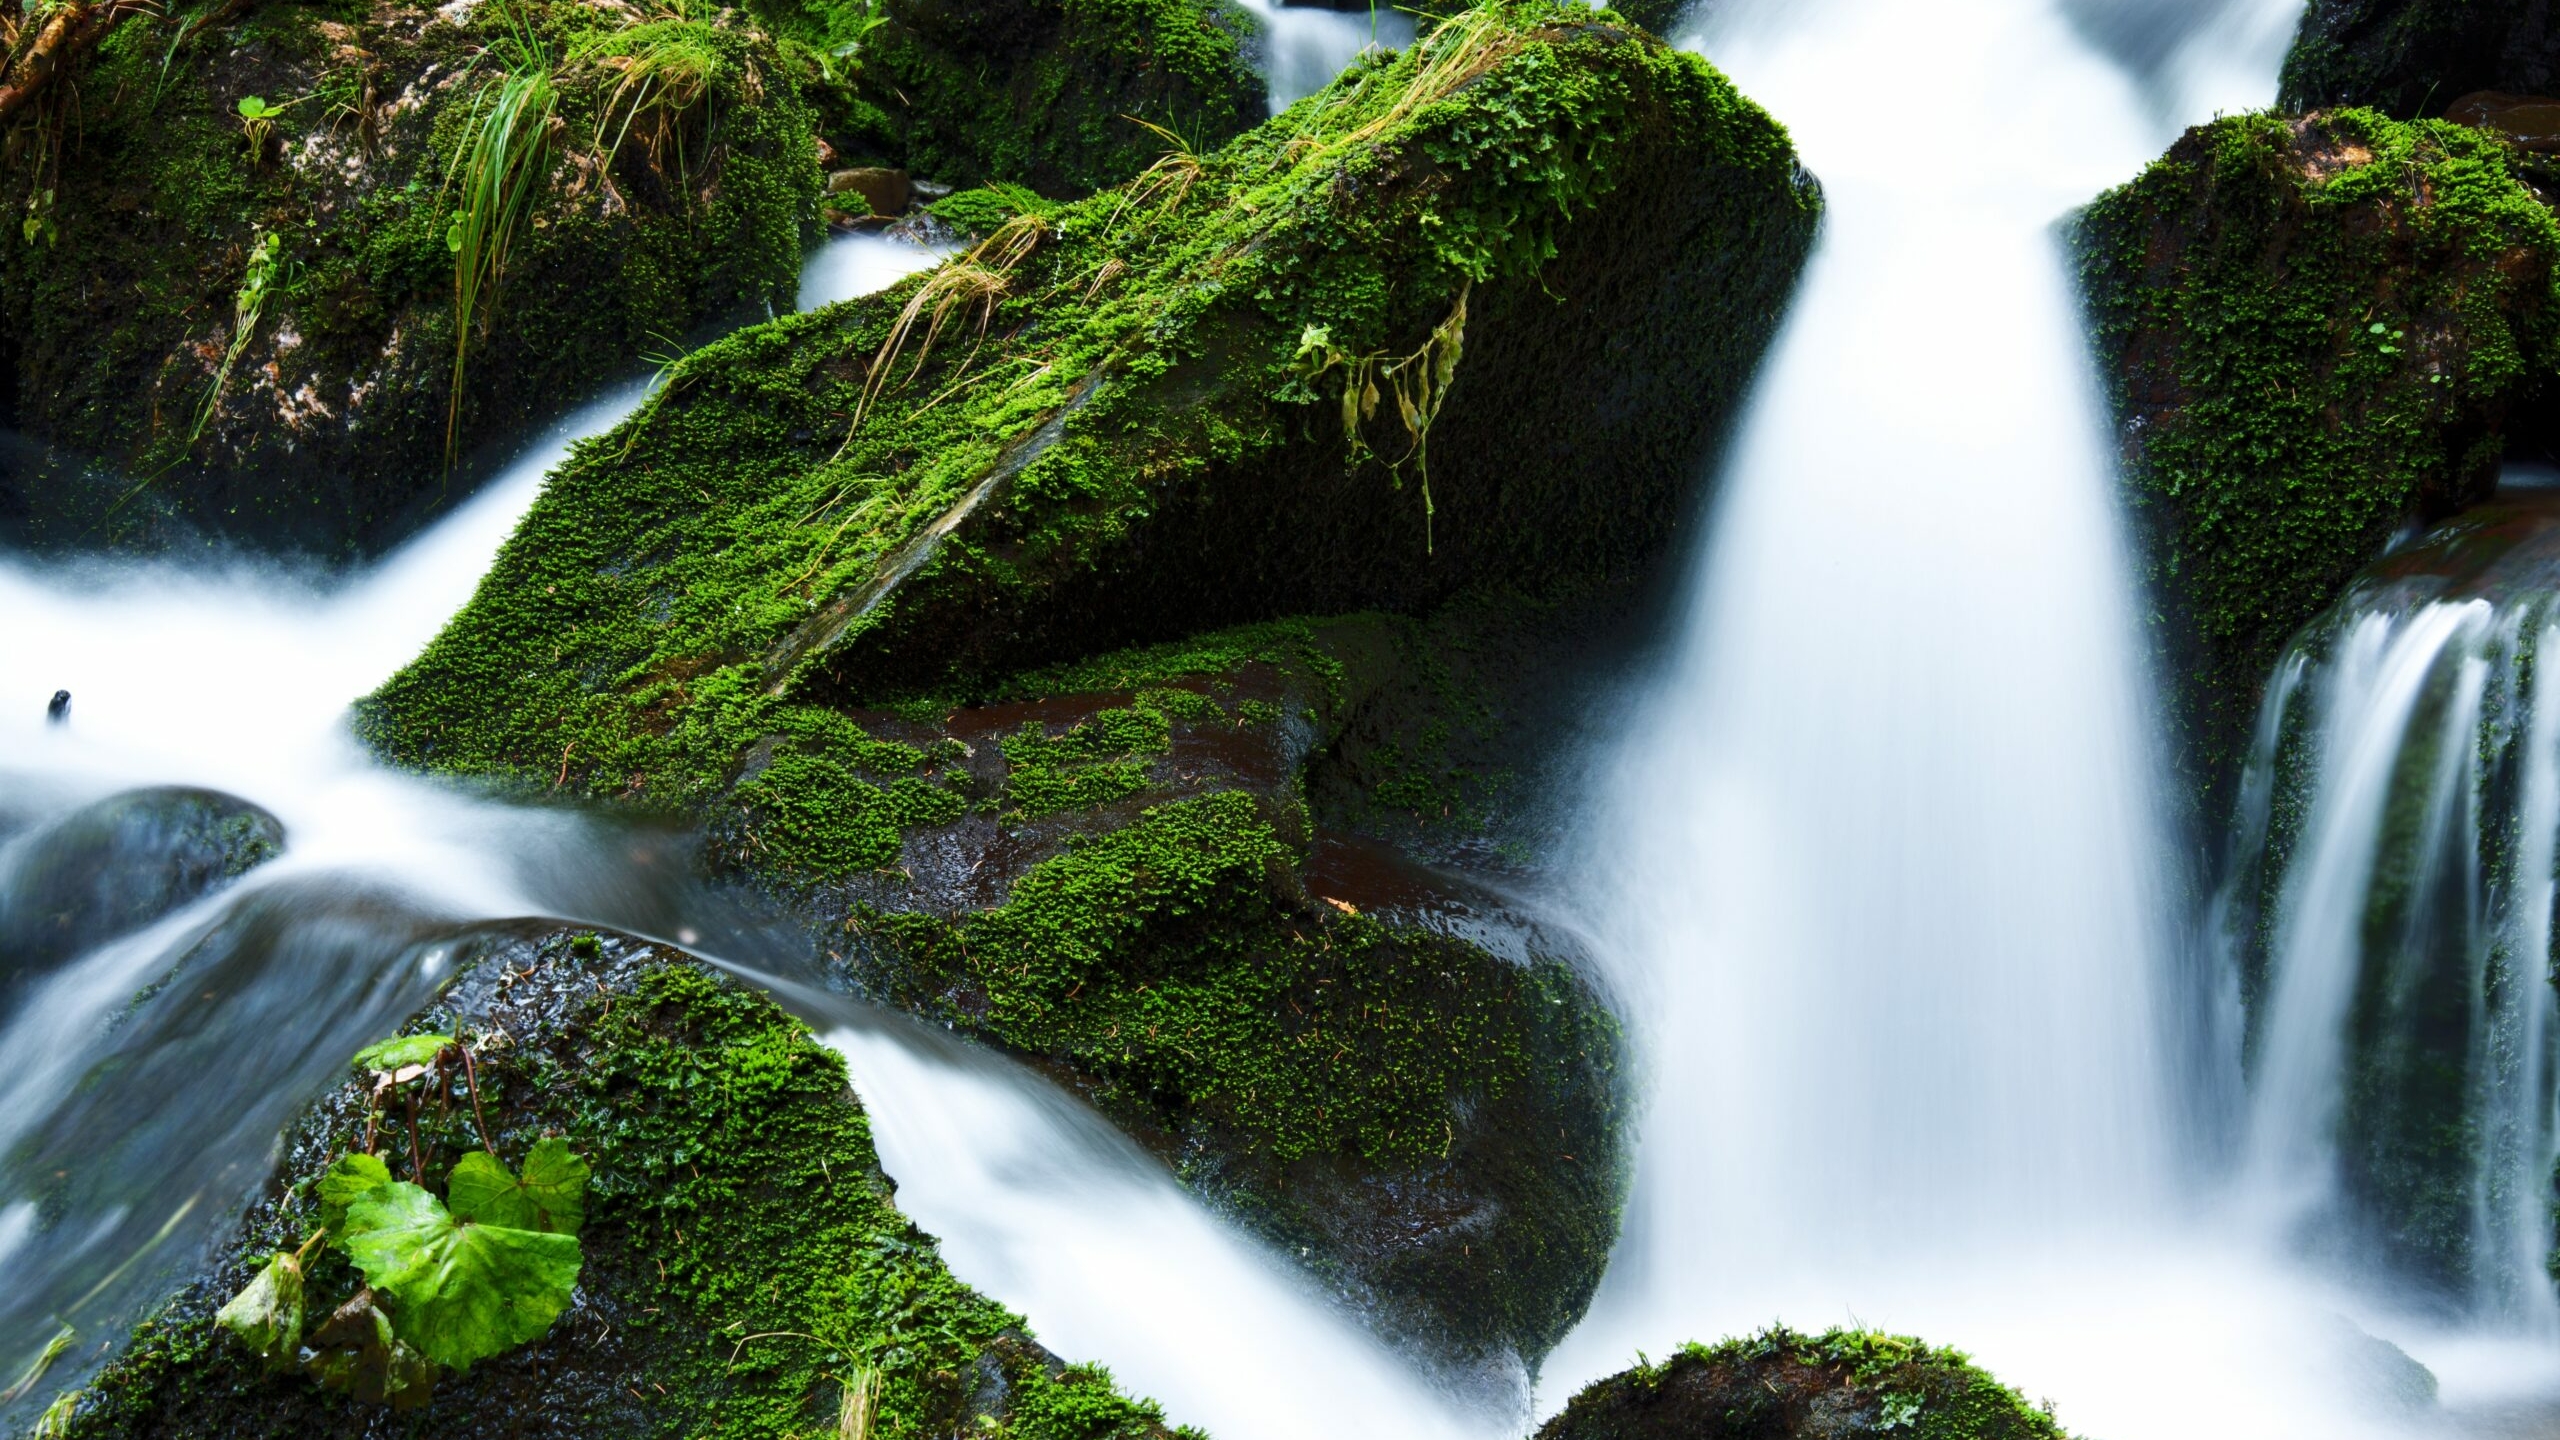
(235, 93), (305, 157)
(216, 1033), (593, 1408)
(186, 230), (285, 451)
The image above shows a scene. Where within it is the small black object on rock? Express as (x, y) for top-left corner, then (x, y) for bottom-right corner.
(46, 690), (69, 724)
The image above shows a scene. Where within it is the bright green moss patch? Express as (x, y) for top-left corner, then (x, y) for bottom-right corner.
(858, 0), (1268, 195)
(2073, 108), (2560, 823)
(1537, 1327), (2067, 1440)
(53, 937), (1190, 1439)
(0, 0), (821, 557)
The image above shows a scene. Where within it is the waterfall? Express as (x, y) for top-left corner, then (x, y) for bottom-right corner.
(2222, 484), (2560, 1335)
(1530, 0), (2529, 1432)
(1228, 0), (1414, 109)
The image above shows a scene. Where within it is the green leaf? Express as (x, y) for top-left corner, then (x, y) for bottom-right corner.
(447, 1139), (588, 1236)
(344, 1183), (581, 1370)
(214, 1251), (304, 1369)
(446, 220), (465, 253)
(353, 1034), (453, 1072)
(237, 95), (268, 118)
(319, 1151), (394, 1239)
(305, 1293), (437, 1408)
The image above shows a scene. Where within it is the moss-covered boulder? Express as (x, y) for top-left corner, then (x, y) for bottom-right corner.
(1537, 1328), (2067, 1440)
(2071, 108), (2560, 824)
(0, 0), (820, 557)
(775, 607), (1631, 1367)
(41, 927), (1190, 1440)
(2281, 0), (2560, 117)
(354, 1), (1811, 1365)
(851, 0), (1269, 197)
(360, 1), (1817, 795)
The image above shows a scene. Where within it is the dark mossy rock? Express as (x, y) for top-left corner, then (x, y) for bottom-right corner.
(39, 926), (1186, 1439)
(854, 0), (1270, 197)
(757, 605), (1633, 1369)
(2071, 108), (2560, 829)
(0, 785), (282, 980)
(1285, 0), (1695, 39)
(2281, 0), (2560, 117)
(0, 0), (820, 559)
(1538, 1328), (2067, 1440)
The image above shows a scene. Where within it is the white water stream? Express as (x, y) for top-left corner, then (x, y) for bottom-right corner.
(1542, 0), (2560, 1436)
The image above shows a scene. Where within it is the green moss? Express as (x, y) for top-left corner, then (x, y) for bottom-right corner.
(859, 0), (1267, 196)
(2072, 109), (2560, 822)
(0, 0), (820, 557)
(53, 942), (1190, 1439)
(1540, 1327), (2066, 1440)
(360, 3), (1816, 815)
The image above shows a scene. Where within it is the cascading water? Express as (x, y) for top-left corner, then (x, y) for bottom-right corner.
(1229, 0), (1414, 108)
(1536, 0), (2560, 1434)
(2220, 481), (2560, 1335)
(0, 229), (1481, 1437)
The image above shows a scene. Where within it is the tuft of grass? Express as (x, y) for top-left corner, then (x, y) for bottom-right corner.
(584, 22), (718, 178)
(442, 37), (559, 467)
(1295, 281), (1470, 552)
(834, 1364), (878, 1439)
(847, 212), (1046, 434)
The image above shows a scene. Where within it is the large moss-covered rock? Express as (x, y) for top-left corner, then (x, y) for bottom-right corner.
(0, 0), (820, 558)
(40, 928), (1188, 1440)
(1537, 1328), (2067, 1440)
(2281, 0), (2560, 117)
(853, 0), (1269, 197)
(356, 1), (1811, 1365)
(2071, 108), (2560, 825)
(360, 1), (1816, 799)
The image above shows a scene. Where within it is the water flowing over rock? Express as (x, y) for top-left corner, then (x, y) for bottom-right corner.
(0, 785), (282, 984)
(357, 3), (1817, 1372)
(45, 927), (1188, 1439)
(2216, 483), (2560, 1322)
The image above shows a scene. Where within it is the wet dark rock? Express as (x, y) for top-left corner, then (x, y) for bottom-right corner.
(828, 165), (916, 216)
(2449, 89), (2560, 150)
(0, 2), (820, 560)
(0, 786), (284, 980)
(1537, 1328), (2068, 1440)
(2281, 0), (2560, 118)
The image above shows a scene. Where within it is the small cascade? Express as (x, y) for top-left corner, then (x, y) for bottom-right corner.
(1228, 0), (1414, 109)
(2221, 484), (2560, 1331)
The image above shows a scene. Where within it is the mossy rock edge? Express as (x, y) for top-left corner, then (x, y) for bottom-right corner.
(1536, 1327), (2068, 1440)
(43, 926), (1194, 1440)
